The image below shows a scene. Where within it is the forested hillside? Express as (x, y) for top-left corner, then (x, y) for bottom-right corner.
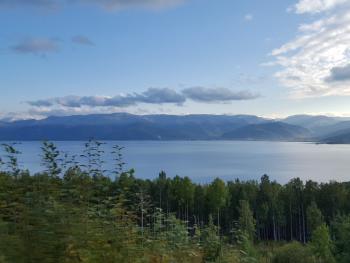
(0, 141), (349, 262)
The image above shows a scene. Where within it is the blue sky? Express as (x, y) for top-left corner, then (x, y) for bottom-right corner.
(1, 0), (350, 120)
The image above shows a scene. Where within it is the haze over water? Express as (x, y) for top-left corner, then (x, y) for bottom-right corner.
(4, 141), (350, 184)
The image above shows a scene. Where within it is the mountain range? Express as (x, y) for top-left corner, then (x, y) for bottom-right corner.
(1, 113), (350, 143)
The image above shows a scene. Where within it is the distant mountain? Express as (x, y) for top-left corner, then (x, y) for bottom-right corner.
(320, 131), (350, 144)
(319, 127), (350, 144)
(222, 122), (311, 141)
(282, 115), (350, 142)
(4, 113), (350, 142)
(0, 113), (271, 141)
(283, 115), (340, 134)
(311, 121), (350, 138)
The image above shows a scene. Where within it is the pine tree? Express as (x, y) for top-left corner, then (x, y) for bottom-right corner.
(309, 223), (335, 263)
(1, 143), (21, 177)
(238, 200), (256, 241)
(201, 215), (221, 262)
(41, 141), (61, 177)
(306, 201), (324, 239)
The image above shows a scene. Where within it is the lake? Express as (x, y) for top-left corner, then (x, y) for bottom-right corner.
(1, 141), (349, 183)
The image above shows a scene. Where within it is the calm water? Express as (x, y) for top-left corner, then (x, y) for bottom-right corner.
(1, 141), (350, 183)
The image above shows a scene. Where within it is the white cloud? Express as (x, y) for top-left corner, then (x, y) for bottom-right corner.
(294, 0), (348, 14)
(244, 13), (253, 21)
(269, 0), (350, 97)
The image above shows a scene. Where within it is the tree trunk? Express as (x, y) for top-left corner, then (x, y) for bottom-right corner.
(289, 201), (293, 240)
(298, 206), (302, 242)
(272, 213), (277, 241)
(302, 203), (306, 244)
(217, 208), (220, 236)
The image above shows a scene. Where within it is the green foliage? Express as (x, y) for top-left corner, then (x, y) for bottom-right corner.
(165, 215), (189, 248)
(1, 143), (21, 177)
(307, 201), (324, 236)
(41, 141), (61, 177)
(80, 139), (106, 177)
(111, 145), (125, 177)
(238, 200), (256, 241)
(273, 242), (316, 263)
(332, 215), (350, 263)
(237, 231), (258, 263)
(309, 224), (335, 263)
(231, 222), (258, 263)
(207, 178), (228, 214)
(201, 215), (221, 262)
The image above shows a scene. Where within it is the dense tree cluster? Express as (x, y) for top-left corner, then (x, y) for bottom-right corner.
(0, 141), (349, 262)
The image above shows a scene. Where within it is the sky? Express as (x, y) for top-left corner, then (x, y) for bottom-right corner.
(1, 0), (350, 120)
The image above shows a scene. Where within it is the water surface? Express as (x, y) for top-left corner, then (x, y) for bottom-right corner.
(2, 141), (349, 183)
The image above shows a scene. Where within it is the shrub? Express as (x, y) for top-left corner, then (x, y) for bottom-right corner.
(272, 242), (315, 263)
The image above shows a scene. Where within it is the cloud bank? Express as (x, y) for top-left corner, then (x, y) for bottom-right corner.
(182, 87), (259, 102)
(270, 0), (350, 97)
(21, 87), (260, 119)
(28, 88), (187, 108)
(27, 87), (259, 110)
